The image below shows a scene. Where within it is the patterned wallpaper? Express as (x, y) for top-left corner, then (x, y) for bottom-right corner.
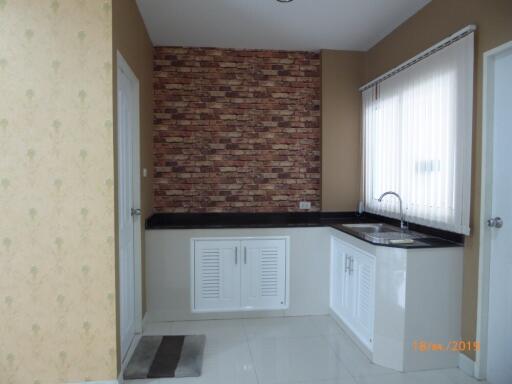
(0, 1), (117, 383)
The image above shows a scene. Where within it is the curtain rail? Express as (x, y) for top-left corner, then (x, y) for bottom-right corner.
(359, 24), (476, 92)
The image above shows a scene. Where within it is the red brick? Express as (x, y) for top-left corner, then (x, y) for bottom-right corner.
(153, 47), (320, 213)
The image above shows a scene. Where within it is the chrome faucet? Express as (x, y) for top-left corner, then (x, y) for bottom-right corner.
(378, 191), (408, 230)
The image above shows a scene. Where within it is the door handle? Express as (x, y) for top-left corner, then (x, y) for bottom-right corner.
(244, 247), (247, 264)
(235, 247), (238, 265)
(349, 256), (354, 275)
(345, 255), (350, 273)
(487, 217), (503, 228)
(131, 208), (142, 216)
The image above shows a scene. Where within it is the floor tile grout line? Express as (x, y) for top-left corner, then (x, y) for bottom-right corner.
(141, 317), (480, 384)
(323, 333), (404, 381)
(309, 315), (369, 377)
(244, 316), (358, 384)
(438, 367), (483, 384)
(243, 315), (342, 342)
(242, 319), (262, 384)
(321, 332), (361, 384)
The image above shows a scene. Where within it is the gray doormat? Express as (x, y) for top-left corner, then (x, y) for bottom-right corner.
(124, 335), (206, 380)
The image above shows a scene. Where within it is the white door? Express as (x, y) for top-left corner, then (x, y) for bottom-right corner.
(331, 238), (355, 319)
(330, 238), (375, 350)
(117, 54), (141, 361)
(330, 238), (345, 315)
(486, 45), (512, 384)
(351, 251), (375, 349)
(341, 246), (357, 321)
(194, 240), (241, 311)
(241, 239), (287, 310)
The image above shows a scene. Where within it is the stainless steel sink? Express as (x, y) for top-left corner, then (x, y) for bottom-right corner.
(340, 223), (425, 245)
(342, 223), (399, 233)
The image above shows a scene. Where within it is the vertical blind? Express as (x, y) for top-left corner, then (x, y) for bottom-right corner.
(362, 32), (474, 234)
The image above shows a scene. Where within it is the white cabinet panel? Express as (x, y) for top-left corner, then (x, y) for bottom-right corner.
(193, 237), (288, 312)
(241, 239), (287, 310)
(352, 251), (375, 347)
(330, 238), (344, 315)
(194, 240), (241, 311)
(330, 237), (375, 350)
(331, 238), (354, 319)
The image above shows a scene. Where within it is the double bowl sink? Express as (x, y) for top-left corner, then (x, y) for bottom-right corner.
(338, 223), (426, 245)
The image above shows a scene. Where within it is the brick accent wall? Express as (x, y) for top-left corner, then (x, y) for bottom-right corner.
(153, 47), (321, 212)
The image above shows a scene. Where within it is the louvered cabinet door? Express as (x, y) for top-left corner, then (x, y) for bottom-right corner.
(240, 239), (287, 310)
(193, 240), (241, 311)
(351, 250), (375, 349)
(330, 238), (355, 320)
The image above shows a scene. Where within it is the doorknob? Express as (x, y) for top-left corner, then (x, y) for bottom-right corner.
(131, 208), (142, 216)
(487, 217), (503, 228)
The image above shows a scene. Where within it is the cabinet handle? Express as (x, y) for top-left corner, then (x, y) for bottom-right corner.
(235, 247), (238, 265)
(244, 247), (247, 264)
(349, 256), (354, 275)
(345, 255), (350, 273)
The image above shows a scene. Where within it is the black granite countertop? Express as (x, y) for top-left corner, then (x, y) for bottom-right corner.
(146, 211), (354, 229)
(146, 212), (464, 249)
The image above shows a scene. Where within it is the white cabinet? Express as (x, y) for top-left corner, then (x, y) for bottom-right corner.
(330, 237), (375, 350)
(241, 239), (287, 310)
(194, 240), (241, 311)
(351, 250), (375, 347)
(193, 237), (288, 312)
(331, 238), (353, 318)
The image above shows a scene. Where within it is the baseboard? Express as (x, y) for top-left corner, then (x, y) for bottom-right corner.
(119, 333), (142, 383)
(142, 311), (150, 330)
(144, 309), (326, 323)
(328, 309), (372, 360)
(70, 381), (118, 384)
(118, 368), (125, 384)
(458, 353), (475, 377)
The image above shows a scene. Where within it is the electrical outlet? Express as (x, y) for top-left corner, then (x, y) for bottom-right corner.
(299, 201), (311, 210)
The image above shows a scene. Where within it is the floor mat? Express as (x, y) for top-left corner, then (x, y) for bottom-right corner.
(124, 335), (205, 380)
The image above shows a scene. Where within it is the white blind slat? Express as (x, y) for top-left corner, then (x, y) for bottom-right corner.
(362, 32), (474, 235)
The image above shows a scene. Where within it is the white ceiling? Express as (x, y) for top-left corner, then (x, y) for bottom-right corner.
(136, 0), (430, 51)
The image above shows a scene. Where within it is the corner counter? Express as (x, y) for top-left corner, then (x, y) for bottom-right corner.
(145, 212), (464, 372)
(329, 228), (463, 372)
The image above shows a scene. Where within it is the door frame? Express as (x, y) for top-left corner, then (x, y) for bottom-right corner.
(116, 51), (143, 360)
(475, 40), (512, 380)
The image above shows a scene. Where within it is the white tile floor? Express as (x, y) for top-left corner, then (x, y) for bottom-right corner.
(125, 315), (483, 384)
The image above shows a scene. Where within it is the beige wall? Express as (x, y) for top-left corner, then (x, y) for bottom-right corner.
(363, 0), (512, 360)
(321, 50), (364, 211)
(112, 0), (154, 320)
(0, 1), (117, 383)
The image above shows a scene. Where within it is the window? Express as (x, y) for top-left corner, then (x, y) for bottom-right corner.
(362, 32), (474, 234)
